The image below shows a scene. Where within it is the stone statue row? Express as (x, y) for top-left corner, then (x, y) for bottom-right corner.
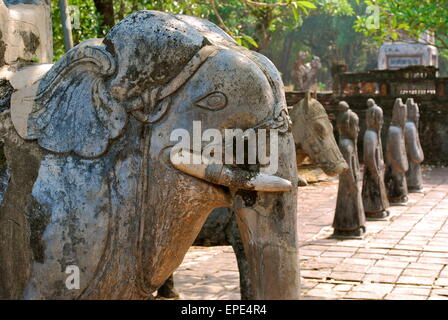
(332, 98), (424, 238)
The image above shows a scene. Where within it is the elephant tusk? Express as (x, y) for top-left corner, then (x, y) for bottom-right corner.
(170, 149), (292, 192)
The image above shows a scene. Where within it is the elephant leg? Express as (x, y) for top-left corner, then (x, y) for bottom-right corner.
(225, 211), (253, 300)
(232, 135), (300, 300)
(157, 208), (254, 300)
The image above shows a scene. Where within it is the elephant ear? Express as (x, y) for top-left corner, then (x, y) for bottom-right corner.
(21, 39), (126, 158)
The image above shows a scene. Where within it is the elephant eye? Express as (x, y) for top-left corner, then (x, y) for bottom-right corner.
(196, 92), (227, 111)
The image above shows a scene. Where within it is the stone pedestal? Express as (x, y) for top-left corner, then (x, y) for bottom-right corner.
(0, 0), (53, 67)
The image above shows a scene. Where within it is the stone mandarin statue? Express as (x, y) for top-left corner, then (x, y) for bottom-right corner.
(405, 98), (424, 192)
(362, 99), (390, 220)
(0, 11), (300, 299)
(332, 101), (366, 238)
(385, 98), (409, 205)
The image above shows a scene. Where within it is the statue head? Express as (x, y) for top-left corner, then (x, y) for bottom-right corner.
(406, 98), (420, 124)
(337, 101), (349, 113)
(338, 109), (359, 141)
(20, 11), (289, 159)
(367, 98), (375, 108)
(311, 56), (322, 70)
(290, 92), (348, 176)
(366, 99), (383, 132)
(391, 98), (407, 129)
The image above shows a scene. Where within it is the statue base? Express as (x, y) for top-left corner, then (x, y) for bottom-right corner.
(331, 226), (366, 240)
(389, 196), (408, 206)
(366, 210), (390, 221)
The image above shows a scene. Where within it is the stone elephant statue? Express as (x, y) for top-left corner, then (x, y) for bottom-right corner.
(0, 11), (300, 299)
(160, 93), (347, 300)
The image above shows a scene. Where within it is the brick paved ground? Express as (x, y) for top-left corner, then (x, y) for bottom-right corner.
(173, 167), (448, 300)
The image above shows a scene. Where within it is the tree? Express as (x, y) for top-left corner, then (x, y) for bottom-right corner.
(93, 0), (115, 30)
(354, 0), (448, 57)
(51, 0), (106, 59)
(50, 0), (355, 60)
(264, 0), (378, 87)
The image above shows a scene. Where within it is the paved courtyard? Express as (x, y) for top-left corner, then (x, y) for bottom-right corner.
(173, 167), (448, 300)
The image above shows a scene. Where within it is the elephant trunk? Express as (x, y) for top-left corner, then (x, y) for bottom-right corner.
(232, 133), (300, 299)
(168, 131), (300, 299)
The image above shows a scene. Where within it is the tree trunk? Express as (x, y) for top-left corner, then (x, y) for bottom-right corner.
(93, 0), (115, 30)
(280, 33), (294, 84)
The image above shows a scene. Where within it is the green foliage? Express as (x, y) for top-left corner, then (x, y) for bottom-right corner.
(51, 0), (105, 60)
(264, 0), (377, 88)
(354, 0), (448, 58)
(51, 0), (355, 60)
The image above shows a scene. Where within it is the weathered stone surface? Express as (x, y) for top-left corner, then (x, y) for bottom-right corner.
(160, 207), (253, 300)
(404, 98), (424, 192)
(0, 63), (52, 137)
(0, 11), (299, 299)
(385, 98), (409, 204)
(0, 110), (43, 299)
(362, 99), (390, 219)
(0, 78), (13, 111)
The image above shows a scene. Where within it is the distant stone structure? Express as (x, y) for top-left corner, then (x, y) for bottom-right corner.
(378, 33), (438, 70)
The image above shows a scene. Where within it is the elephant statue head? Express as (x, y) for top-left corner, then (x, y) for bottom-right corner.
(289, 92), (348, 176)
(1, 11), (299, 299)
